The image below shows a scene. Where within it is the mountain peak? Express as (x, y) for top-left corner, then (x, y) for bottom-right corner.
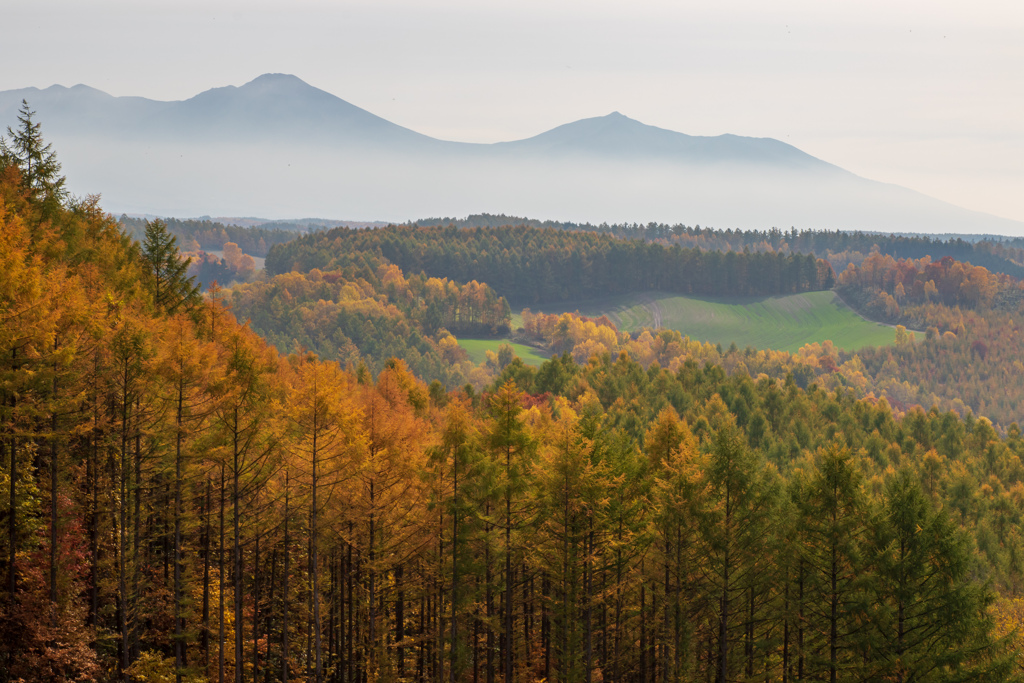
(244, 73), (310, 88)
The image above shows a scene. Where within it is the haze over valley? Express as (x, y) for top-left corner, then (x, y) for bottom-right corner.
(3, 73), (1021, 234)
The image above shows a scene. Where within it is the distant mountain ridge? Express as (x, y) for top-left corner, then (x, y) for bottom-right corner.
(1, 73), (1021, 234)
(494, 111), (840, 171)
(0, 74), (823, 162)
(1, 73), (433, 145)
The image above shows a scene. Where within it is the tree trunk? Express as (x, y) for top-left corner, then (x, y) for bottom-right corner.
(641, 561), (648, 683)
(118, 369), (131, 681)
(504, 444), (513, 683)
(797, 562), (804, 681)
(7, 434), (16, 604)
(486, 502), (494, 683)
(219, 463), (226, 683)
(267, 547), (277, 683)
(7, 352), (17, 605)
(451, 450), (460, 683)
(49, 373), (58, 606)
(203, 479), (211, 664)
(174, 381), (185, 683)
(253, 531), (261, 683)
(346, 531), (354, 683)
(89, 430), (100, 626)
(396, 563), (405, 676)
(830, 537), (838, 683)
(233, 410), (244, 683)
(283, 472), (290, 683)
(542, 574), (550, 683)
(586, 526), (594, 683)
(368, 479), (376, 676)
(312, 420), (323, 683)
(132, 395), (142, 662)
(718, 486), (732, 683)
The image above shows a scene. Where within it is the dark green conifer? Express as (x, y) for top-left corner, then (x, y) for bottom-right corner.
(0, 100), (67, 206)
(141, 219), (200, 313)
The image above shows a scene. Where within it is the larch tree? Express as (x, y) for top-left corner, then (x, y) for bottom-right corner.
(155, 312), (219, 683)
(869, 469), (1012, 682)
(286, 354), (361, 683)
(486, 380), (538, 683)
(798, 444), (871, 682)
(349, 360), (429, 680)
(645, 406), (705, 682)
(211, 328), (281, 683)
(697, 423), (780, 682)
(428, 398), (482, 683)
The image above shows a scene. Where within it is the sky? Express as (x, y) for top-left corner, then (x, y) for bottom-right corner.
(4, 0), (1023, 223)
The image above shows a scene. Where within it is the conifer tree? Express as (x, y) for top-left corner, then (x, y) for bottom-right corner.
(798, 444), (870, 682)
(486, 381), (537, 683)
(0, 100), (66, 205)
(142, 219), (200, 314)
(869, 470), (1011, 681)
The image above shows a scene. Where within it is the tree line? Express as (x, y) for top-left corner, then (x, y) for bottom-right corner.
(120, 216), (302, 259)
(266, 225), (836, 306)
(412, 214), (1024, 280)
(836, 251), (1022, 319)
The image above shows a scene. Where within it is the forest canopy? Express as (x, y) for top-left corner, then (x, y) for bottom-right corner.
(266, 224), (836, 305)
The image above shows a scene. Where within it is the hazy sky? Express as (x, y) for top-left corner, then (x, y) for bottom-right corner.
(5, 0), (1023, 222)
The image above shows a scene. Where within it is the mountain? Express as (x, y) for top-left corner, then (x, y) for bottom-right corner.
(1, 74), (1021, 233)
(0, 73), (435, 146)
(494, 111), (840, 170)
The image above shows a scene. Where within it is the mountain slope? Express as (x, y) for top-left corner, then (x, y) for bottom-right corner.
(1, 74), (1020, 233)
(0, 73), (435, 146)
(495, 111), (841, 170)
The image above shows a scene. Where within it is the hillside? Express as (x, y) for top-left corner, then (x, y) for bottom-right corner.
(526, 290), (898, 353)
(265, 224), (836, 304)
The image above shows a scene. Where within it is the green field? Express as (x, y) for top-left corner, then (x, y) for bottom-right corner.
(524, 291), (901, 353)
(457, 338), (551, 367)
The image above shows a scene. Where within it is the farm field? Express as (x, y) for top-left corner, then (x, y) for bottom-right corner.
(522, 290), (900, 353)
(457, 338), (551, 367)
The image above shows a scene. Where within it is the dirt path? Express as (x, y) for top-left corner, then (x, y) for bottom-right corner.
(647, 295), (663, 329)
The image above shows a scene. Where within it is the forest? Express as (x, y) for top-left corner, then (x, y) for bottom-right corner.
(265, 225), (835, 306)
(227, 265), (510, 387)
(119, 216), (305, 259)
(255, 216), (1024, 429)
(412, 214), (1024, 280)
(4, 106), (1024, 683)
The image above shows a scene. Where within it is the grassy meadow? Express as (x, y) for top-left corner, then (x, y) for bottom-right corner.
(457, 338), (551, 367)
(523, 290), (900, 353)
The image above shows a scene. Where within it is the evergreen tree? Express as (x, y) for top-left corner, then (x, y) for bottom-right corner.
(0, 100), (67, 205)
(141, 219), (200, 314)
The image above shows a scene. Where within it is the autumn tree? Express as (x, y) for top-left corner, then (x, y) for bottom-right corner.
(287, 355), (360, 683)
(486, 381), (538, 683)
(868, 470), (1011, 681)
(797, 444), (871, 682)
(698, 422), (780, 682)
